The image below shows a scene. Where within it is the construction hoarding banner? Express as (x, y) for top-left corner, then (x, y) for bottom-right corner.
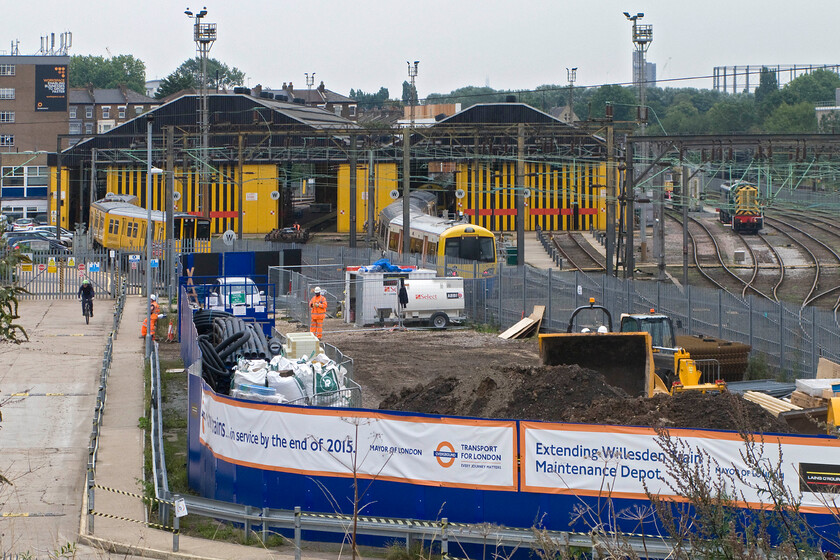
(520, 422), (840, 513)
(199, 387), (518, 491)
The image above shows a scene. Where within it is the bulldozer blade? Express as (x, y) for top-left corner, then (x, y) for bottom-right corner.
(539, 332), (655, 397)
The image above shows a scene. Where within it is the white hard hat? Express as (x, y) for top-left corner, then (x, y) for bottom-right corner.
(150, 294), (157, 301)
(313, 286), (321, 294)
(581, 327), (591, 333)
(597, 325), (608, 333)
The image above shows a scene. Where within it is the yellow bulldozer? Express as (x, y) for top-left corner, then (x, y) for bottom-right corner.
(538, 299), (727, 397)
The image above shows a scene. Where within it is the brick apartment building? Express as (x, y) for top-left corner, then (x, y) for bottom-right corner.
(0, 54), (68, 222)
(69, 86), (158, 139)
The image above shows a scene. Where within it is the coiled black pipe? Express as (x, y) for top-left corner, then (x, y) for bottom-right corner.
(217, 329), (251, 361)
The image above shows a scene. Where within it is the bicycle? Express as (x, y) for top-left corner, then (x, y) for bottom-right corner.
(82, 298), (93, 324)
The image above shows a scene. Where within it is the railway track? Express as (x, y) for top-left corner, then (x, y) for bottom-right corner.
(665, 211), (775, 302)
(763, 215), (840, 310)
(733, 231), (784, 301)
(550, 232), (605, 272)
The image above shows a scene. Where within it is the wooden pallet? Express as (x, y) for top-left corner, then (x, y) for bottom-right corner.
(743, 391), (802, 418)
(790, 390), (829, 409)
(498, 305), (545, 340)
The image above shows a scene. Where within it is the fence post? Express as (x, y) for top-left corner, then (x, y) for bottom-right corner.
(779, 303), (785, 375)
(748, 295), (754, 354)
(262, 506), (268, 543)
(521, 265), (527, 318)
(86, 460), (94, 533)
(811, 306), (817, 377)
(657, 280), (661, 311)
(473, 262), (478, 321)
(687, 284), (692, 335)
(173, 511), (180, 552)
(547, 268), (552, 332)
(243, 505), (251, 543)
(718, 290), (723, 339)
(441, 518), (449, 556)
(498, 267), (503, 328)
(294, 506), (302, 560)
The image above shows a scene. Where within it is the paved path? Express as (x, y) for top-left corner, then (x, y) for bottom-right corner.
(0, 298), (115, 557)
(1, 297), (342, 559)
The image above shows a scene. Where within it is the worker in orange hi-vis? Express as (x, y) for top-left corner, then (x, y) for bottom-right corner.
(141, 312), (158, 339)
(309, 286), (327, 339)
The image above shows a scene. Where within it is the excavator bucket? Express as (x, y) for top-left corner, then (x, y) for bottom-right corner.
(539, 332), (657, 397)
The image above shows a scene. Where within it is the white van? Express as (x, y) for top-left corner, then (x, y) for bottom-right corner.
(206, 277), (266, 311)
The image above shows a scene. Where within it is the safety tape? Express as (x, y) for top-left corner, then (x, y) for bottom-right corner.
(92, 484), (173, 506)
(89, 509), (178, 533)
(300, 512), (663, 541)
(300, 512), (470, 529)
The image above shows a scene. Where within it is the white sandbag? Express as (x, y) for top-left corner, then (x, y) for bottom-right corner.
(232, 359), (269, 387)
(267, 372), (307, 403)
(269, 355), (296, 373)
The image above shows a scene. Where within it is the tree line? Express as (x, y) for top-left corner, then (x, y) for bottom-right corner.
(424, 68), (840, 134)
(68, 54), (244, 100)
(69, 54), (840, 134)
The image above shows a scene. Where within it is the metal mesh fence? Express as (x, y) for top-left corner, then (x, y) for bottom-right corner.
(262, 244), (835, 380)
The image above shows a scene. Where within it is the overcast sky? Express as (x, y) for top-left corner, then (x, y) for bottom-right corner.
(3, 1), (840, 99)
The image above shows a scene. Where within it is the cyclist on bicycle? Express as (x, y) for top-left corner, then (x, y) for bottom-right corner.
(78, 279), (94, 317)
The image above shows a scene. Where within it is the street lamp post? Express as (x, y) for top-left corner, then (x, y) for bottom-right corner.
(145, 114), (154, 359)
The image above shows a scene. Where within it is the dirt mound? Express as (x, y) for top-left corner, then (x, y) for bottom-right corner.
(571, 391), (790, 433)
(380, 364), (790, 433)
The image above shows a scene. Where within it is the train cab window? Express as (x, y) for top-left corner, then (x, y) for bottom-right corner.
(477, 237), (495, 262)
(173, 219), (183, 240)
(444, 238), (461, 259)
(108, 219), (118, 235)
(182, 219), (194, 241)
(196, 220), (210, 241)
(445, 236), (496, 262)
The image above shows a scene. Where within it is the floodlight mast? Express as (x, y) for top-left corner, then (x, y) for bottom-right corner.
(185, 6), (216, 219)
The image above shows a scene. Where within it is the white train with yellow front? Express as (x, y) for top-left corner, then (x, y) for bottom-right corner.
(378, 193), (497, 276)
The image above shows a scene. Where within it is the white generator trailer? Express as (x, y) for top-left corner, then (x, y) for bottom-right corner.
(344, 267), (465, 328)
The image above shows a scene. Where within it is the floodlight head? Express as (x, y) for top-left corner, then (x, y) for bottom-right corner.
(198, 7), (208, 17)
(184, 8), (193, 16)
(623, 11), (631, 18)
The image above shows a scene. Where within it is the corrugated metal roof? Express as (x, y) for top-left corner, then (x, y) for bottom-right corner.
(63, 93), (358, 162)
(435, 103), (573, 126)
(726, 380), (796, 398)
(68, 88), (157, 105)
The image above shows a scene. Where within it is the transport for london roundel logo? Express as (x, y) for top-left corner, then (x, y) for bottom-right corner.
(434, 441), (458, 468)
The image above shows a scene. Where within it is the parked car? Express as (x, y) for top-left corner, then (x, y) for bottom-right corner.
(4, 231), (71, 248)
(10, 217), (36, 232)
(29, 225), (73, 245)
(206, 277), (266, 310)
(10, 238), (70, 254)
